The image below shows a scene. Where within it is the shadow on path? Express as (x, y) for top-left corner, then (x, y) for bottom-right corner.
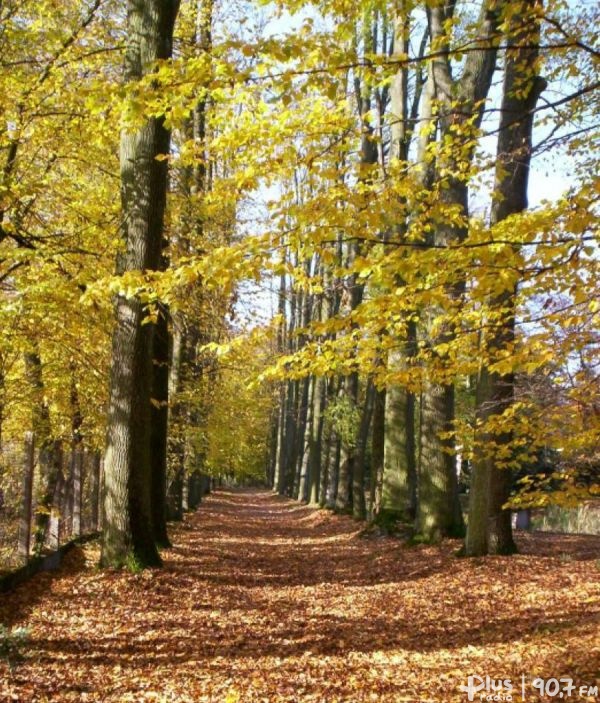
(1, 488), (598, 702)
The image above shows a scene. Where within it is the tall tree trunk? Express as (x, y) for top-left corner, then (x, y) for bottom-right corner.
(308, 374), (325, 505)
(273, 389), (285, 491)
(24, 352), (57, 553)
(335, 374), (358, 513)
(338, 11), (378, 515)
(417, 0), (501, 541)
(297, 375), (314, 502)
(353, 381), (374, 519)
(370, 387), (386, 518)
(101, 0), (180, 569)
(18, 432), (35, 559)
(466, 0), (545, 556)
(47, 442), (65, 550)
(278, 378), (297, 495)
(382, 379), (416, 520)
(151, 303), (171, 546)
(71, 448), (83, 538)
(273, 269), (287, 491)
(418, 382), (463, 540)
(89, 452), (102, 532)
(381, 7), (419, 524)
(267, 406), (278, 488)
(167, 318), (185, 521)
(70, 372), (84, 539)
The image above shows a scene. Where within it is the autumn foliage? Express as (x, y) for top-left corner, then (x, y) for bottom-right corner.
(1, 490), (599, 701)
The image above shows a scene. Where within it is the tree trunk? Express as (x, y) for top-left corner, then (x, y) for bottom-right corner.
(370, 387), (386, 518)
(382, 372), (416, 521)
(308, 374), (325, 505)
(47, 442), (65, 550)
(335, 375), (358, 513)
(70, 372), (84, 539)
(418, 0), (501, 541)
(18, 432), (35, 559)
(417, 383), (464, 540)
(151, 303), (171, 546)
(466, 0), (545, 556)
(464, 368), (492, 555)
(71, 447), (83, 538)
(382, 7), (419, 526)
(101, 0), (180, 569)
(353, 381), (374, 519)
(297, 376), (314, 502)
(24, 351), (57, 553)
(89, 452), (102, 532)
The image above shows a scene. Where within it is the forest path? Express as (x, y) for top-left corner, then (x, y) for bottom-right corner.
(1, 489), (599, 702)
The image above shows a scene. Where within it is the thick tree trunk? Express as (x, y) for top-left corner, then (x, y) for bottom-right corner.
(418, 0), (500, 541)
(382, 370), (416, 521)
(417, 382), (464, 540)
(464, 369), (492, 555)
(382, 8), (419, 526)
(333, 15), (378, 515)
(101, 0), (179, 569)
(466, 0), (545, 556)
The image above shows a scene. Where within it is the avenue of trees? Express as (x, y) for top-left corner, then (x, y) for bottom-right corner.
(0, 0), (597, 569)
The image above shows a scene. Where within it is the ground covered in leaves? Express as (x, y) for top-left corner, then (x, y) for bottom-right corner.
(1, 489), (599, 702)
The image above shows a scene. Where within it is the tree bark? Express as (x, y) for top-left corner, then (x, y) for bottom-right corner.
(151, 303), (171, 546)
(71, 447), (83, 538)
(382, 6), (419, 525)
(297, 375), (314, 502)
(101, 0), (180, 569)
(47, 442), (65, 550)
(466, 0), (545, 556)
(308, 374), (325, 505)
(24, 351), (57, 553)
(89, 452), (102, 532)
(417, 383), (464, 540)
(382, 377), (417, 520)
(370, 387), (386, 518)
(353, 381), (374, 519)
(18, 432), (35, 559)
(417, 0), (501, 541)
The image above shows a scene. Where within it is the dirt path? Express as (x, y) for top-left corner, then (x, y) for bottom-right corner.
(1, 489), (598, 702)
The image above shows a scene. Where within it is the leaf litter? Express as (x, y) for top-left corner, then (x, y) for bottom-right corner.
(0, 489), (598, 702)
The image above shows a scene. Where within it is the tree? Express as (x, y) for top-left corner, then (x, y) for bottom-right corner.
(101, 0), (180, 569)
(465, 0), (546, 556)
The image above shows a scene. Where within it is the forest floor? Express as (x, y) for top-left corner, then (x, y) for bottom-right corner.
(0, 489), (599, 703)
